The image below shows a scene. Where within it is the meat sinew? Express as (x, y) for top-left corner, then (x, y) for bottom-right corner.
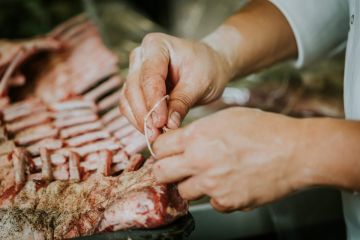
(0, 15), (188, 240)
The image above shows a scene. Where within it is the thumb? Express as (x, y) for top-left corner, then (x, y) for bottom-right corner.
(166, 83), (200, 129)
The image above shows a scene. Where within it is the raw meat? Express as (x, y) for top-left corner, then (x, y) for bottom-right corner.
(0, 15), (188, 240)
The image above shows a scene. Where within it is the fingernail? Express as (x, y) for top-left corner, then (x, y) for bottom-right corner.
(151, 112), (158, 125)
(167, 112), (181, 129)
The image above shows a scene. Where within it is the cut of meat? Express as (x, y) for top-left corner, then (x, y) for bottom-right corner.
(60, 121), (103, 139)
(53, 108), (94, 120)
(84, 75), (122, 101)
(98, 90), (121, 112)
(96, 150), (112, 176)
(54, 114), (98, 128)
(68, 151), (81, 181)
(11, 148), (27, 188)
(101, 107), (121, 124)
(5, 112), (51, 134)
(0, 15), (187, 239)
(3, 101), (47, 122)
(15, 124), (58, 146)
(65, 130), (110, 147)
(114, 125), (136, 139)
(0, 165), (188, 239)
(26, 138), (63, 156)
(40, 148), (53, 181)
(49, 99), (96, 111)
(74, 139), (122, 157)
(105, 116), (128, 133)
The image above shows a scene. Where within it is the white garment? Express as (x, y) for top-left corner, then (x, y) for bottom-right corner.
(270, 0), (359, 239)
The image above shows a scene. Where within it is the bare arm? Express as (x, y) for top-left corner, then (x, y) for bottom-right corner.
(120, 0), (297, 138)
(152, 108), (360, 212)
(203, 0), (297, 78)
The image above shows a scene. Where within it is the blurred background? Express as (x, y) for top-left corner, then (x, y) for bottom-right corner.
(0, 0), (346, 239)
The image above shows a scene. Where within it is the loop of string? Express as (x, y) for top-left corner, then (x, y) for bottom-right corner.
(144, 95), (169, 158)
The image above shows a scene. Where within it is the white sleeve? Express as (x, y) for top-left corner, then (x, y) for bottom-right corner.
(270, 0), (349, 68)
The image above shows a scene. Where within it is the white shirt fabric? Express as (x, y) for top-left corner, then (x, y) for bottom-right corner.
(270, 0), (359, 239)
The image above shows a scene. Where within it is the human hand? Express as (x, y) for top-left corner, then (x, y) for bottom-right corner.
(152, 107), (307, 212)
(119, 33), (232, 140)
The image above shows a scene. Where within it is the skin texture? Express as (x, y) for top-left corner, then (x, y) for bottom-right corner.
(120, 0), (360, 212)
(152, 108), (360, 211)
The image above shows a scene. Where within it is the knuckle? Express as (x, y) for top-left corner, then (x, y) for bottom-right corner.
(141, 72), (163, 89)
(142, 33), (163, 45)
(201, 178), (217, 194)
(129, 47), (141, 62)
(170, 93), (193, 112)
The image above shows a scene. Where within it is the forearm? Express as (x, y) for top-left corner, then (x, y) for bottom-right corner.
(296, 118), (360, 192)
(202, 0), (297, 79)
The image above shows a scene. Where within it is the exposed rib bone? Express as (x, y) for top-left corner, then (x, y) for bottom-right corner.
(119, 131), (144, 146)
(101, 107), (121, 125)
(123, 138), (147, 155)
(33, 153), (67, 168)
(0, 50), (23, 96)
(50, 99), (96, 111)
(68, 152), (80, 181)
(3, 100), (47, 122)
(53, 164), (69, 180)
(40, 148), (53, 181)
(52, 109), (94, 119)
(60, 121), (103, 139)
(113, 125), (136, 140)
(54, 114), (98, 128)
(49, 14), (88, 38)
(112, 151), (129, 164)
(97, 150), (112, 176)
(66, 130), (110, 147)
(124, 154), (144, 172)
(105, 117), (128, 133)
(74, 139), (121, 157)
(15, 125), (58, 146)
(6, 112), (51, 134)
(26, 138), (63, 156)
(97, 90), (121, 112)
(12, 148), (27, 188)
(84, 76), (122, 101)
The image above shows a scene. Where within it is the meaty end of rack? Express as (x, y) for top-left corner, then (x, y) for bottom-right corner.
(0, 163), (188, 239)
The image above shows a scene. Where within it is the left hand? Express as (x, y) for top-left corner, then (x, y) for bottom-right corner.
(152, 107), (308, 212)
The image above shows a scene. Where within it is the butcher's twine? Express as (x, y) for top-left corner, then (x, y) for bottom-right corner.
(144, 95), (169, 158)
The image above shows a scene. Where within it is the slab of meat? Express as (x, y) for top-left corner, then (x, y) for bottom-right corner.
(0, 97), (188, 239)
(0, 164), (187, 239)
(0, 15), (188, 239)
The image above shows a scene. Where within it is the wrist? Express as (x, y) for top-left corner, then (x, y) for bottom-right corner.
(291, 118), (360, 191)
(201, 25), (244, 81)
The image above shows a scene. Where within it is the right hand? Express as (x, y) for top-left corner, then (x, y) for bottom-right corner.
(119, 33), (232, 140)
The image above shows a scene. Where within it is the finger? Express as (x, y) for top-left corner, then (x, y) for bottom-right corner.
(210, 198), (234, 213)
(152, 154), (193, 184)
(152, 128), (184, 158)
(167, 82), (200, 129)
(140, 36), (169, 128)
(125, 48), (155, 134)
(177, 176), (204, 201)
(119, 85), (139, 130)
